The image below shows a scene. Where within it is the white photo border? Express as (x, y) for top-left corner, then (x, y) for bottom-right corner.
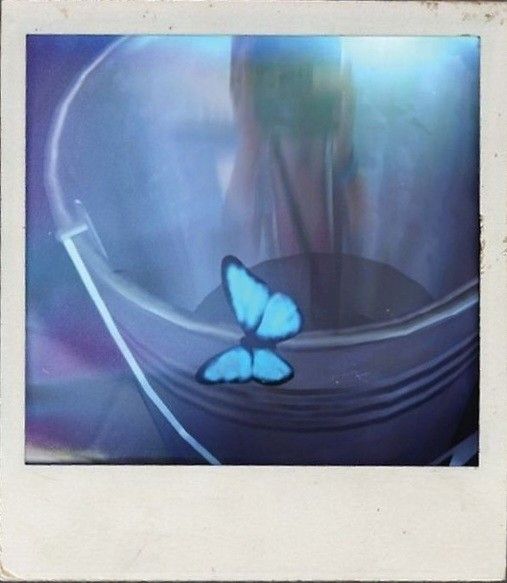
(1, 1), (506, 580)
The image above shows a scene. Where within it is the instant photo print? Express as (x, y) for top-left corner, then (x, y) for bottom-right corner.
(25, 33), (480, 466)
(1, 1), (506, 581)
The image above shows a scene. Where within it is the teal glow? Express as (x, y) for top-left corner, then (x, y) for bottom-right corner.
(226, 262), (270, 331)
(252, 349), (293, 384)
(256, 293), (302, 341)
(203, 347), (252, 383)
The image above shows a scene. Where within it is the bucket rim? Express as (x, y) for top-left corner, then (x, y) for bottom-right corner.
(76, 234), (479, 350)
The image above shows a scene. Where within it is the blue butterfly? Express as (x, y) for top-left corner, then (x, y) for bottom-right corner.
(196, 256), (303, 386)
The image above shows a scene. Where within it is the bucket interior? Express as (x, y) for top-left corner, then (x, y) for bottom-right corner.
(50, 36), (479, 330)
(196, 253), (433, 331)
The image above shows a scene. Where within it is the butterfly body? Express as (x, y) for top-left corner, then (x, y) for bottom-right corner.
(196, 256), (303, 386)
(240, 332), (275, 350)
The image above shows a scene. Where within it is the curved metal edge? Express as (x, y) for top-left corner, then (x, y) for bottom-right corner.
(45, 37), (129, 234)
(61, 233), (221, 465)
(77, 233), (479, 350)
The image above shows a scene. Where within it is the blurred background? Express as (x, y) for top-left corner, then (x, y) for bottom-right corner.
(27, 36), (173, 462)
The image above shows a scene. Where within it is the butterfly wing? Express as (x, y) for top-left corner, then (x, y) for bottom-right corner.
(196, 347), (252, 384)
(255, 292), (303, 342)
(252, 348), (294, 385)
(222, 256), (270, 333)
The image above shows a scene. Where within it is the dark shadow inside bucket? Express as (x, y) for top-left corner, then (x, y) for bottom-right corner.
(195, 252), (433, 331)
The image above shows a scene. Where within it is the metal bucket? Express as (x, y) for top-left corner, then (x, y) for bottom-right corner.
(46, 36), (479, 464)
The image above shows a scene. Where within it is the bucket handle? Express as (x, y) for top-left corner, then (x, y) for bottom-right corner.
(58, 225), (221, 466)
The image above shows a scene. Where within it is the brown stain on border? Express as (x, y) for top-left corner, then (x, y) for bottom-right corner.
(420, 0), (440, 11)
(0, 559), (21, 581)
(479, 215), (485, 274)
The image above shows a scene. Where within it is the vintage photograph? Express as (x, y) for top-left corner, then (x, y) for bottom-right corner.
(26, 34), (480, 466)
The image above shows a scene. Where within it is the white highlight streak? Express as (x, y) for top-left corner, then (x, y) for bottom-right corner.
(61, 235), (220, 466)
